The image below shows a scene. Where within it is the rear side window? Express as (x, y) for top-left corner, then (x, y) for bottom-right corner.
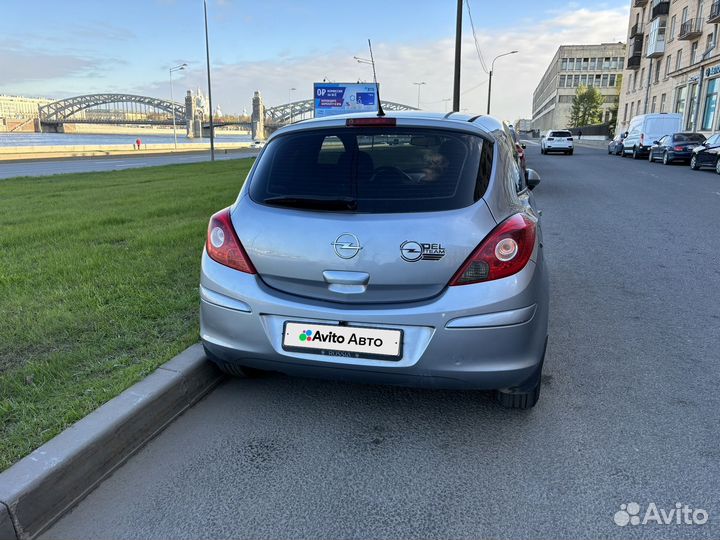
(249, 127), (493, 213)
(550, 131), (572, 138)
(673, 133), (705, 143)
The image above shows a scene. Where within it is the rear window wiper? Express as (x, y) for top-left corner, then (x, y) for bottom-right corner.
(263, 196), (358, 211)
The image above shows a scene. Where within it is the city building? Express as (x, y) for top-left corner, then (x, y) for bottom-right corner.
(514, 118), (533, 133)
(532, 43), (627, 132)
(617, 0), (720, 136)
(0, 95), (54, 120)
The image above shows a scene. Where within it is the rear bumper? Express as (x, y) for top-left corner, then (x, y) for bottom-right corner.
(668, 150), (693, 160)
(200, 250), (549, 390)
(543, 145), (573, 152)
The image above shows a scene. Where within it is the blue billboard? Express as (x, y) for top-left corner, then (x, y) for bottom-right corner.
(313, 83), (378, 118)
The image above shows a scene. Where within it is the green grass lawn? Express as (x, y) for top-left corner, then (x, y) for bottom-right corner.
(0, 159), (252, 471)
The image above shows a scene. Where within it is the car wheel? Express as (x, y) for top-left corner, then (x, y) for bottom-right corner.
(632, 147), (639, 159)
(608, 147), (612, 154)
(663, 152), (671, 165)
(569, 149), (573, 155)
(203, 344), (270, 378)
(496, 368), (542, 410)
(715, 159), (720, 174)
(690, 155), (701, 170)
(648, 151), (654, 162)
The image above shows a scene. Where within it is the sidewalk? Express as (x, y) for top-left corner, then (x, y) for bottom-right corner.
(573, 138), (608, 148)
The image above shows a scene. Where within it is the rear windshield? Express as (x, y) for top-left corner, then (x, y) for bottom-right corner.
(550, 131), (572, 138)
(673, 133), (706, 143)
(248, 127), (493, 213)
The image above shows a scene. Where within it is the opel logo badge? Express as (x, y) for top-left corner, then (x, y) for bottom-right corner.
(332, 233), (362, 259)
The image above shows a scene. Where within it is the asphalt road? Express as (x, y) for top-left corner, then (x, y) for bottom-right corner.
(44, 144), (720, 539)
(0, 149), (259, 180)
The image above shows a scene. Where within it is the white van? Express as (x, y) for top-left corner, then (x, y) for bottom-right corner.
(622, 113), (683, 159)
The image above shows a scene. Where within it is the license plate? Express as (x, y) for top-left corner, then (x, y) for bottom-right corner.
(282, 321), (403, 360)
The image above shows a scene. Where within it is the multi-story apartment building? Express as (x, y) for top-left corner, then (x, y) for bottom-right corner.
(532, 43), (627, 132)
(617, 0), (720, 135)
(0, 95), (54, 120)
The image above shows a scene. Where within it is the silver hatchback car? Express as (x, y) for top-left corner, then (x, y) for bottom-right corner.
(200, 112), (549, 408)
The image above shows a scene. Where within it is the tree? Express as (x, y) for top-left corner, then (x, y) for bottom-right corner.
(607, 74), (623, 136)
(568, 85), (604, 128)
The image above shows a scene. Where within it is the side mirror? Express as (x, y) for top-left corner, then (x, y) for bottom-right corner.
(653, 140), (660, 145)
(526, 168), (541, 190)
(521, 143), (527, 149)
(540, 135), (545, 139)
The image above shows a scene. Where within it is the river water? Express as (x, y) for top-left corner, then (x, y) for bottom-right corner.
(0, 132), (252, 147)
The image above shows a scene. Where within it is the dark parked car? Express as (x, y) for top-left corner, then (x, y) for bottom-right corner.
(648, 132), (706, 165)
(690, 133), (720, 172)
(507, 124), (527, 177)
(608, 133), (625, 155)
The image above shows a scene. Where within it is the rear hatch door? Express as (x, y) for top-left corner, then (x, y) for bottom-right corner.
(235, 123), (497, 304)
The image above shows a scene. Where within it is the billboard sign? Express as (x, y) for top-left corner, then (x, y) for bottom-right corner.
(314, 83), (378, 118)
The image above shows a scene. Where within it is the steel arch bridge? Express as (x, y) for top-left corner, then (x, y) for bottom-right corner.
(38, 93), (186, 124)
(265, 100), (418, 124)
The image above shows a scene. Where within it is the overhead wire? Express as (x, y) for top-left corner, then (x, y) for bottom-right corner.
(465, 0), (489, 74)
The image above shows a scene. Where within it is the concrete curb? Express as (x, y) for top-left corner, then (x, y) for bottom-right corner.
(0, 503), (16, 540)
(0, 344), (222, 540)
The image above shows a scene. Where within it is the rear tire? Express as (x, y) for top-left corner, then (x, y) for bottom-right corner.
(648, 150), (654, 162)
(715, 159), (720, 174)
(568, 149), (574, 155)
(203, 344), (270, 378)
(632, 147), (639, 159)
(691, 154), (701, 170)
(496, 339), (546, 410)
(496, 383), (540, 410)
(663, 151), (671, 165)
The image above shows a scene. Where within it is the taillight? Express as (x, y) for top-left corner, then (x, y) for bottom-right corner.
(449, 213), (536, 286)
(673, 146), (684, 151)
(206, 208), (256, 273)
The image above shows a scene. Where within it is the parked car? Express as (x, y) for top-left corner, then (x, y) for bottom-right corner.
(621, 113), (683, 159)
(607, 133), (625, 155)
(648, 132), (706, 164)
(690, 133), (720, 172)
(506, 123), (528, 177)
(200, 111), (549, 409)
(540, 130), (574, 155)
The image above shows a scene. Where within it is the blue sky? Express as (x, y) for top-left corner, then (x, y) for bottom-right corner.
(0, 0), (630, 120)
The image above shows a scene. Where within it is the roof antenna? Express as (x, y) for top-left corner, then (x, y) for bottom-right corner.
(367, 39), (385, 117)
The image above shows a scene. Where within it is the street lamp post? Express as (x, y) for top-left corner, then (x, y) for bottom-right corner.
(169, 63), (187, 150)
(288, 87), (296, 123)
(487, 50), (518, 115)
(203, 0), (215, 161)
(413, 82), (426, 109)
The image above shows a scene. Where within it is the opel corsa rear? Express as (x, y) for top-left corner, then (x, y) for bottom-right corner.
(200, 112), (549, 409)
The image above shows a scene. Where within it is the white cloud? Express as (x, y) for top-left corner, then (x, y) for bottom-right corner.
(138, 4), (629, 121)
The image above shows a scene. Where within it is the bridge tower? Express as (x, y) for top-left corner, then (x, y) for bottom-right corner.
(185, 90), (204, 138)
(251, 91), (265, 141)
